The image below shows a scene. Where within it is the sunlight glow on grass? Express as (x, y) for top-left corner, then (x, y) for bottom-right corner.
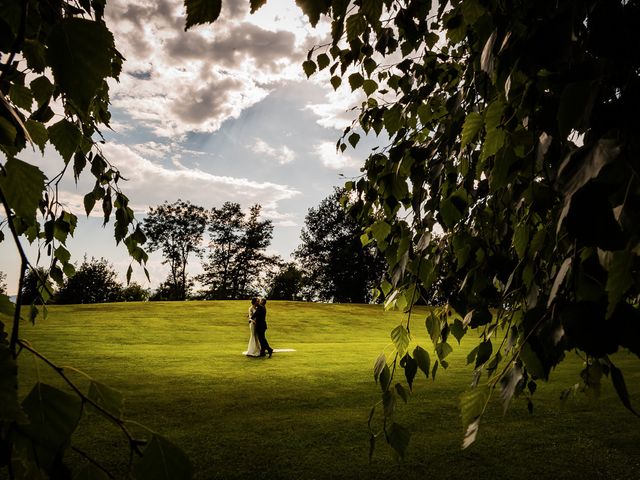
(14, 301), (640, 479)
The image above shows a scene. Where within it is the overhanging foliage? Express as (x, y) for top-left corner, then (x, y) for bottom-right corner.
(291, 0), (640, 456)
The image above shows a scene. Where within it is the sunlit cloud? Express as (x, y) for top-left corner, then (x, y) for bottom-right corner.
(314, 141), (359, 170)
(104, 0), (330, 138)
(306, 87), (363, 130)
(100, 142), (301, 213)
(250, 138), (296, 164)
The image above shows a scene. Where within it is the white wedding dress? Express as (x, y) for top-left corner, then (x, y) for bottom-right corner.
(244, 306), (261, 357)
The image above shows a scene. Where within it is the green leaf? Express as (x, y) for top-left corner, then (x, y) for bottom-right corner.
(382, 389), (396, 417)
(370, 220), (391, 243)
(346, 13), (366, 42)
(363, 79), (378, 96)
(450, 319), (466, 344)
(425, 312), (441, 345)
(520, 342), (546, 380)
(373, 352), (386, 383)
(605, 249), (633, 318)
(435, 341), (453, 361)
(249, 0), (267, 14)
(481, 128), (505, 159)
(379, 364), (391, 391)
(400, 353), (417, 390)
(362, 0), (383, 21)
(9, 83), (34, 111)
(47, 18), (115, 114)
(0, 116), (17, 145)
(484, 99), (504, 131)
(461, 111), (483, 147)
(512, 223), (529, 259)
(316, 53), (330, 70)
(87, 380), (124, 419)
(302, 60), (317, 78)
(48, 119), (82, 163)
(413, 346), (430, 378)
(22, 38), (47, 73)
(0, 157), (45, 221)
(295, 0), (331, 27)
(54, 245), (71, 265)
(557, 81), (597, 138)
(608, 360), (639, 417)
(475, 340), (492, 368)
(391, 325), (410, 357)
(547, 257), (571, 308)
(30, 76), (53, 107)
(21, 383), (82, 462)
(25, 120), (48, 154)
(395, 383), (409, 403)
(460, 385), (490, 435)
(466, 345), (479, 365)
(184, 0), (222, 29)
(386, 422), (411, 460)
(348, 72), (364, 91)
(330, 75), (342, 90)
(462, 0), (485, 25)
(134, 434), (193, 480)
(364, 57), (377, 76)
(431, 360), (439, 380)
(84, 192), (97, 216)
(439, 196), (463, 228)
(348, 132), (360, 148)
(383, 105), (403, 135)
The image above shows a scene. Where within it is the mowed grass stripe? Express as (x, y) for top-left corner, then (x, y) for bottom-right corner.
(10, 301), (640, 479)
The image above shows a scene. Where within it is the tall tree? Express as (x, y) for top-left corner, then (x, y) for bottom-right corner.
(199, 203), (276, 299)
(199, 202), (244, 299)
(0, 271), (6, 295)
(294, 188), (386, 303)
(143, 200), (206, 301)
(267, 262), (304, 301)
(294, 0), (640, 456)
(56, 257), (122, 304)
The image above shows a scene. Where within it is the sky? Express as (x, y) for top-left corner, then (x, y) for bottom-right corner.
(1, 0), (382, 295)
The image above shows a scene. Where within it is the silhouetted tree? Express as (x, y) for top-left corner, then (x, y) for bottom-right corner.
(118, 282), (149, 302)
(144, 200), (206, 300)
(20, 267), (51, 305)
(56, 257), (122, 304)
(199, 203), (276, 299)
(268, 262), (303, 300)
(294, 188), (386, 303)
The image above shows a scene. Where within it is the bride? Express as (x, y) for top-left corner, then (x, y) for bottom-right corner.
(244, 297), (261, 357)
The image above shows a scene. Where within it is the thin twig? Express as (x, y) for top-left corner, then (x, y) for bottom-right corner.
(70, 446), (115, 479)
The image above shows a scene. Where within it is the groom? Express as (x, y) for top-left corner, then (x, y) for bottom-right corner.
(252, 298), (273, 358)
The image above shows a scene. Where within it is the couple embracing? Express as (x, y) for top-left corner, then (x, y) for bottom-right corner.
(245, 297), (273, 358)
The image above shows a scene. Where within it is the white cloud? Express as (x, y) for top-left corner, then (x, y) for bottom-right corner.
(101, 142), (301, 214)
(104, 0), (330, 138)
(306, 86), (363, 130)
(250, 138), (295, 164)
(314, 141), (359, 170)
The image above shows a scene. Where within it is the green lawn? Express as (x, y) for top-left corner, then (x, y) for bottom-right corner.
(10, 300), (640, 479)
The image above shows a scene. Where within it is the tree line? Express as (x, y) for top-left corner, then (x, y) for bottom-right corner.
(8, 189), (385, 305)
(145, 190), (384, 302)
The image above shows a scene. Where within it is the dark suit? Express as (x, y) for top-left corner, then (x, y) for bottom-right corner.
(251, 304), (272, 356)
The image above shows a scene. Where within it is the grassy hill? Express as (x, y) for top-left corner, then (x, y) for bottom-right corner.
(11, 300), (640, 479)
